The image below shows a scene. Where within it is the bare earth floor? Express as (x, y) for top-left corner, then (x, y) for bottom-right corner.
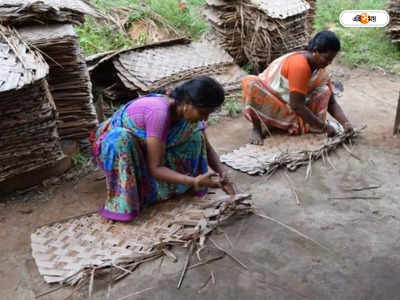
(1, 64), (400, 300)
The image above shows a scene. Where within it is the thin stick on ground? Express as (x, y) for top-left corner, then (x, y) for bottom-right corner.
(188, 254), (225, 270)
(63, 277), (88, 300)
(177, 242), (194, 289)
(283, 171), (301, 206)
(221, 229), (234, 248)
(343, 185), (381, 192)
(210, 271), (216, 284)
(328, 196), (382, 200)
(116, 287), (156, 300)
(325, 149), (336, 170)
(35, 284), (66, 299)
(210, 238), (248, 270)
(197, 274), (212, 293)
(342, 143), (362, 161)
(88, 268), (95, 298)
(254, 210), (334, 254)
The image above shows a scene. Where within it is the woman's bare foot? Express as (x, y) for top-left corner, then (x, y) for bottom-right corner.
(248, 111), (267, 145)
(100, 217), (115, 225)
(249, 126), (265, 145)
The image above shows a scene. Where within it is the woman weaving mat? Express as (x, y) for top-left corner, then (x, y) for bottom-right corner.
(90, 76), (236, 222)
(242, 30), (354, 145)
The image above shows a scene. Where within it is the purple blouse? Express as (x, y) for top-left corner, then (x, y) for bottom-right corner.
(125, 96), (171, 142)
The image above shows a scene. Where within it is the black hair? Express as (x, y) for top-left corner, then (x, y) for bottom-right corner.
(306, 30), (341, 53)
(169, 76), (225, 108)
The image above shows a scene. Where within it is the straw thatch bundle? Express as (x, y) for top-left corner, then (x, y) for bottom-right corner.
(0, 0), (101, 26)
(19, 24), (98, 140)
(203, 0), (310, 72)
(387, 0), (400, 43)
(0, 25), (64, 183)
(87, 38), (246, 103)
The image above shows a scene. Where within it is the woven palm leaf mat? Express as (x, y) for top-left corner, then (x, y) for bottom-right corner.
(0, 0), (101, 26)
(0, 25), (64, 183)
(87, 38), (246, 104)
(248, 0), (309, 19)
(114, 41), (238, 92)
(220, 128), (363, 176)
(19, 24), (98, 140)
(31, 193), (253, 287)
(387, 0), (400, 43)
(203, 0), (310, 72)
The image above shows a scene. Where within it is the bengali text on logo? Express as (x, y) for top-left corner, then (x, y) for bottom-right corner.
(339, 10), (390, 27)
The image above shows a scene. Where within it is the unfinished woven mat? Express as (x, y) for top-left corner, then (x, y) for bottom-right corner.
(0, 0), (101, 26)
(220, 128), (363, 176)
(31, 193), (252, 285)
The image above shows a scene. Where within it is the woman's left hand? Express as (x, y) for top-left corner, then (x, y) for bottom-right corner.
(343, 122), (354, 134)
(218, 172), (236, 195)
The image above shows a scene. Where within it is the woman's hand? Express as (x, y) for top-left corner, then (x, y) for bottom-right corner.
(343, 121), (354, 134)
(326, 123), (338, 137)
(218, 172), (236, 195)
(194, 171), (222, 190)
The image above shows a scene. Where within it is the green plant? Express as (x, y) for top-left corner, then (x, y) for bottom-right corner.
(125, 7), (150, 28)
(224, 94), (242, 117)
(89, 0), (136, 11)
(72, 153), (87, 167)
(314, 0), (400, 73)
(136, 32), (148, 46)
(242, 63), (255, 74)
(76, 17), (133, 55)
(148, 0), (208, 39)
(78, 0), (208, 55)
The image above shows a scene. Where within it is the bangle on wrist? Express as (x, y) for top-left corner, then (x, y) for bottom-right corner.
(192, 176), (200, 190)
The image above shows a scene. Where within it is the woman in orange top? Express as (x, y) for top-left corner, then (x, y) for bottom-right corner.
(242, 30), (353, 145)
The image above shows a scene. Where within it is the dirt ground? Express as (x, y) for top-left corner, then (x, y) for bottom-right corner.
(1, 63), (400, 300)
